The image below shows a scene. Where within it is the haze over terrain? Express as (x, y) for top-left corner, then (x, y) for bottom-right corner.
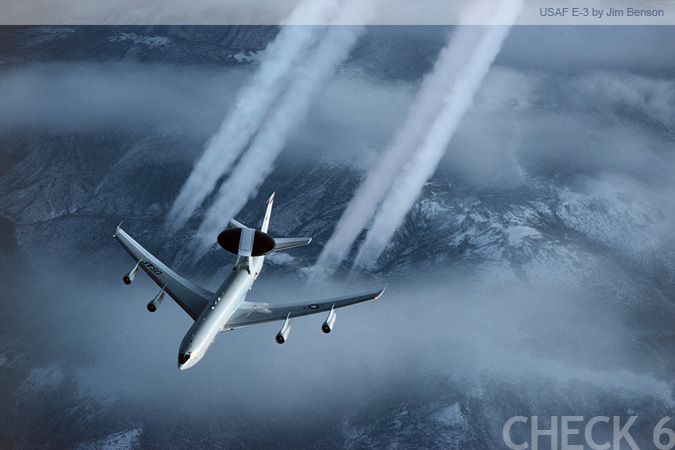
(0, 25), (674, 448)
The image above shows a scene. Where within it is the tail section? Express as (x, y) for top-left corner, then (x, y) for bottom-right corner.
(218, 193), (311, 255)
(261, 192), (274, 233)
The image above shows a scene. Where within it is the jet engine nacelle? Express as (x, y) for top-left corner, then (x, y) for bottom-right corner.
(123, 260), (141, 285)
(322, 307), (336, 333)
(276, 314), (291, 344)
(147, 286), (166, 312)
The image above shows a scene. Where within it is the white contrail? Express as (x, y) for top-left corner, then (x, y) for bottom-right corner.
(191, 4), (378, 260)
(352, 0), (523, 271)
(311, 2), (498, 277)
(165, 1), (340, 233)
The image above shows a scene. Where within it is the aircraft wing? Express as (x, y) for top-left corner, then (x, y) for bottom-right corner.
(114, 225), (213, 320)
(221, 287), (385, 331)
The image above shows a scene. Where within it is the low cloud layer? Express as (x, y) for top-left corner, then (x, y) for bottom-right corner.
(0, 63), (246, 139)
(0, 61), (413, 164)
(2, 30), (673, 192)
(3, 250), (672, 434)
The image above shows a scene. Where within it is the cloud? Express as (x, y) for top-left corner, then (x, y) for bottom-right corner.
(497, 26), (675, 75)
(5, 250), (672, 429)
(0, 60), (415, 167)
(0, 62), (247, 139)
(408, 65), (674, 190)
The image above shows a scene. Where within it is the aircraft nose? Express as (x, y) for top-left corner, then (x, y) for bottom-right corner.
(178, 359), (195, 370)
(178, 351), (192, 370)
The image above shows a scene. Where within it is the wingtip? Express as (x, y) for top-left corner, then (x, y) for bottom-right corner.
(268, 192), (275, 203)
(375, 284), (387, 299)
(114, 221), (124, 237)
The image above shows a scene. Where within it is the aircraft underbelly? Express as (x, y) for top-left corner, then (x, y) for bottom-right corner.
(183, 268), (255, 355)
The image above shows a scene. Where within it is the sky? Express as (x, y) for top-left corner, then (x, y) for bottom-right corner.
(1, 23), (674, 447)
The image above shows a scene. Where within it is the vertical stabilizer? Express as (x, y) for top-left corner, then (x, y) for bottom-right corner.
(261, 192), (275, 233)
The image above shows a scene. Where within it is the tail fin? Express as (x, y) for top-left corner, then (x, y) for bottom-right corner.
(261, 192), (311, 252)
(261, 192), (274, 233)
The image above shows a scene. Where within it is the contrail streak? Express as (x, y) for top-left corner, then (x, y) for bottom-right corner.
(191, 4), (377, 260)
(165, 1), (340, 233)
(352, 0), (523, 271)
(311, 2), (500, 278)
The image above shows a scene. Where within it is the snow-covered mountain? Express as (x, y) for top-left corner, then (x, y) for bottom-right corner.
(0, 26), (277, 67)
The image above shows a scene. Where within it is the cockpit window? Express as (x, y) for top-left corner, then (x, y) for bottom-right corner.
(178, 352), (191, 364)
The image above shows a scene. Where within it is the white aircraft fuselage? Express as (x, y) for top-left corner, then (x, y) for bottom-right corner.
(179, 256), (263, 369)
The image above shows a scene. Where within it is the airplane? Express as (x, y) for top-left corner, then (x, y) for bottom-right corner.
(114, 193), (385, 370)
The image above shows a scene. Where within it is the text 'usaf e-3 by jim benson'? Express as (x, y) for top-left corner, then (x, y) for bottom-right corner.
(114, 193), (385, 370)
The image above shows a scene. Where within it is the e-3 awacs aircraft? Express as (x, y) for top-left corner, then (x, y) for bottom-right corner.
(114, 193), (385, 370)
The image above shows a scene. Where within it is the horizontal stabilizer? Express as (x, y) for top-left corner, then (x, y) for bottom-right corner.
(227, 219), (247, 229)
(272, 237), (312, 252)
